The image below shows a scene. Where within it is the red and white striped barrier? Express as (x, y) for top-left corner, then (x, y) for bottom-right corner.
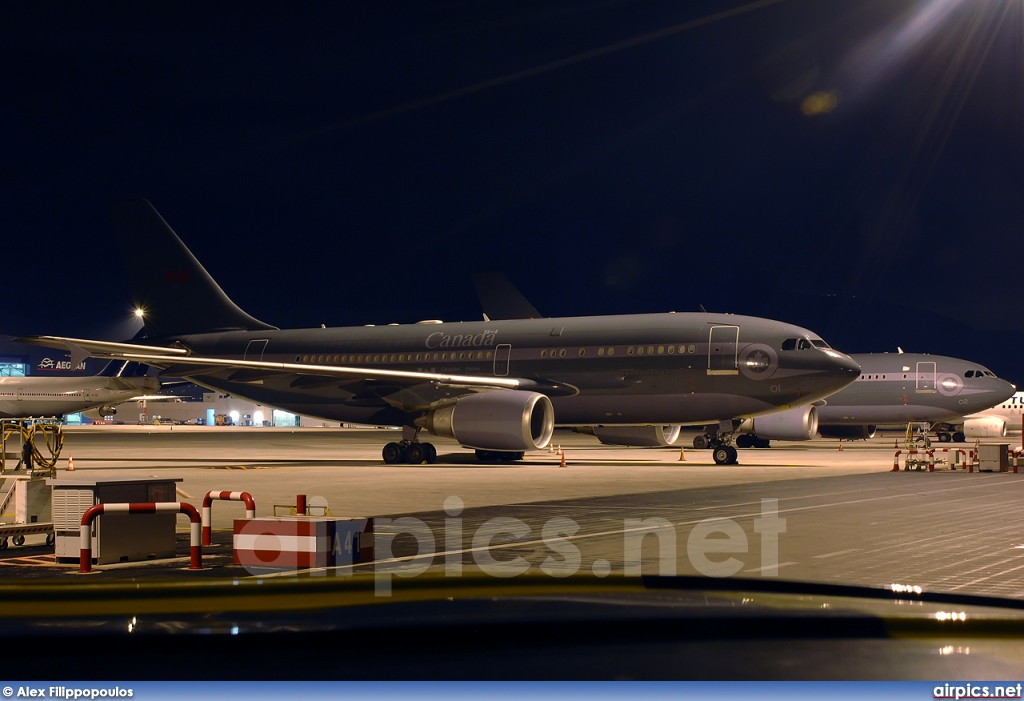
(892, 449), (934, 472)
(79, 502), (202, 573)
(202, 491), (256, 546)
(233, 517), (374, 572)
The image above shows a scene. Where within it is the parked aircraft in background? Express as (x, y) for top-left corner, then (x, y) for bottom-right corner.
(961, 391), (1024, 439)
(17, 200), (861, 465)
(0, 360), (159, 419)
(692, 352), (1015, 448)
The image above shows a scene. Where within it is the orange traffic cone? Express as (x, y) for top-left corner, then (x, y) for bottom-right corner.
(838, 440), (844, 451)
(678, 446), (686, 461)
(559, 448), (567, 468)
(67, 454), (75, 471)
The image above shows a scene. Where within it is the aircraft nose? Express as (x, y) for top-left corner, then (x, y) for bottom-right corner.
(827, 350), (862, 379)
(993, 378), (1016, 403)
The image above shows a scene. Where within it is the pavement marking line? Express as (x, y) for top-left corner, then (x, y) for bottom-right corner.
(743, 562), (798, 574)
(266, 477), (1024, 578)
(813, 549), (862, 559)
(943, 561), (1024, 591)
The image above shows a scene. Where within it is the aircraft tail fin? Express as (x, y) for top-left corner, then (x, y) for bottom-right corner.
(472, 272), (544, 320)
(109, 200), (277, 337)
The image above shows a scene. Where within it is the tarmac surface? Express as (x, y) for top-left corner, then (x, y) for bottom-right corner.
(3, 425), (1024, 600)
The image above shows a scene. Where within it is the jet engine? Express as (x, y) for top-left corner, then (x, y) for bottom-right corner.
(817, 424), (876, 440)
(420, 391), (554, 451)
(743, 406), (819, 441)
(964, 416), (1007, 439)
(580, 425), (681, 447)
(83, 405), (118, 419)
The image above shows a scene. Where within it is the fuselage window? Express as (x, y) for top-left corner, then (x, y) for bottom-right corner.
(541, 350), (547, 358)
(598, 348), (605, 357)
(688, 345), (696, 354)
(637, 346), (644, 355)
(667, 346), (675, 355)
(608, 347), (615, 356)
(559, 349), (566, 358)
(627, 347), (634, 355)
(647, 346), (654, 355)
(578, 349), (585, 357)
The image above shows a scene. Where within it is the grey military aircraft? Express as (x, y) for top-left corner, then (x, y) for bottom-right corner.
(18, 200), (861, 465)
(693, 352), (1015, 448)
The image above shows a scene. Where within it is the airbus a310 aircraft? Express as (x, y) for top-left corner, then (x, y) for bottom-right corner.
(693, 352), (1015, 448)
(18, 200), (861, 465)
(0, 360), (159, 419)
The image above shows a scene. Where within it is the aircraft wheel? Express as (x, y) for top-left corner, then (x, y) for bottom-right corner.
(406, 443), (425, 464)
(937, 432), (951, 443)
(475, 449), (494, 462)
(46, 533), (55, 546)
(713, 446), (732, 465)
(735, 435), (754, 449)
(12, 536), (24, 547)
(754, 437), (771, 449)
(953, 432), (966, 443)
(382, 442), (405, 464)
(693, 435), (709, 450)
(0, 539), (7, 550)
(422, 443), (437, 464)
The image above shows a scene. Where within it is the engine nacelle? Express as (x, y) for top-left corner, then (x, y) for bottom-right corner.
(420, 391), (554, 451)
(83, 405), (118, 419)
(817, 424), (876, 440)
(743, 406), (818, 441)
(964, 416), (1007, 439)
(583, 425), (681, 447)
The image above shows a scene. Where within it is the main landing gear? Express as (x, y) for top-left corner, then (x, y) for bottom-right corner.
(382, 440), (438, 465)
(693, 421), (741, 465)
(711, 443), (739, 465)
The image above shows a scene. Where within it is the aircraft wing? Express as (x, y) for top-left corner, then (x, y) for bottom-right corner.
(13, 335), (545, 401)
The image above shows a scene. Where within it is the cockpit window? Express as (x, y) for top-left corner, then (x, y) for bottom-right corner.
(811, 339), (831, 349)
(781, 337), (815, 351)
(964, 371), (975, 378)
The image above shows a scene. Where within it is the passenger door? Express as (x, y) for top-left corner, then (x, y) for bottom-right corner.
(708, 326), (739, 376)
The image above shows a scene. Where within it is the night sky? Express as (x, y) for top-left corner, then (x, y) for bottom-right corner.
(5, 0), (1023, 385)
